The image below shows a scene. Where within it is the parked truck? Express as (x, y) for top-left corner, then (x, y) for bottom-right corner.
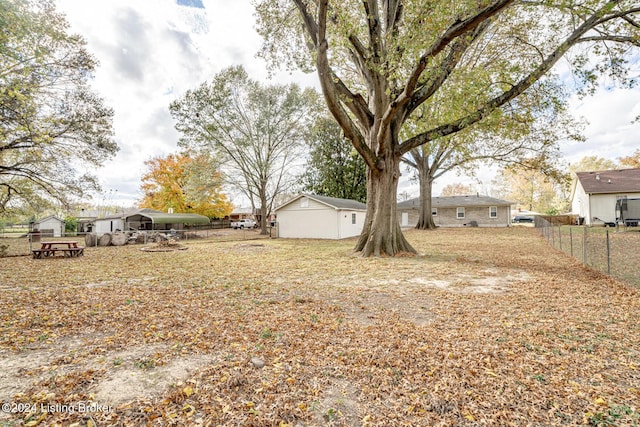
(616, 198), (640, 227)
(230, 218), (257, 229)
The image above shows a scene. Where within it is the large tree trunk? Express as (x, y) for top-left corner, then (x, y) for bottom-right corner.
(259, 190), (269, 235)
(354, 153), (416, 256)
(416, 172), (437, 230)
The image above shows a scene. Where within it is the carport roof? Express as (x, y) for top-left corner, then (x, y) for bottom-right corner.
(125, 209), (210, 225)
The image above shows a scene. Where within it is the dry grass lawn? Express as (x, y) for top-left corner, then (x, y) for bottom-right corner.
(0, 227), (639, 426)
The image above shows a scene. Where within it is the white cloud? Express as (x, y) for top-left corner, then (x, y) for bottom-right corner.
(55, 0), (317, 207)
(563, 87), (640, 165)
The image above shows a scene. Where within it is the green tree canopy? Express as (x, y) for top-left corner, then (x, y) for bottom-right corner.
(0, 0), (117, 214)
(403, 80), (581, 229)
(300, 116), (367, 203)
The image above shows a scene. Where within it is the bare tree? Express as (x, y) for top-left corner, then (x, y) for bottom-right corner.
(170, 66), (319, 233)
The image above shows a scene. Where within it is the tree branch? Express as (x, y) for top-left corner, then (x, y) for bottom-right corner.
(383, 0), (403, 34)
(404, 0), (514, 97)
(578, 35), (640, 46)
(399, 1), (621, 155)
(291, 0), (319, 47)
(314, 0), (378, 170)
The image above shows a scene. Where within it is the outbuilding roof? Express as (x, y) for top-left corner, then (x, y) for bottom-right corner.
(33, 215), (64, 224)
(276, 194), (367, 211)
(398, 195), (512, 209)
(575, 168), (640, 194)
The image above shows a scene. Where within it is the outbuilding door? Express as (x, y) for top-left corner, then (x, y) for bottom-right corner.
(402, 212), (409, 226)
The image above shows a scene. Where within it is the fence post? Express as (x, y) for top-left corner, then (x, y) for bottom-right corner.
(558, 225), (562, 251)
(569, 227), (573, 257)
(606, 229), (611, 275)
(583, 227), (587, 266)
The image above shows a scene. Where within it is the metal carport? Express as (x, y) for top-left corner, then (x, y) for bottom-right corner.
(124, 208), (210, 231)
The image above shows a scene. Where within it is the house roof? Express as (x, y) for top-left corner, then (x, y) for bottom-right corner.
(124, 208), (210, 225)
(231, 207), (254, 215)
(34, 215), (64, 224)
(398, 195), (512, 209)
(96, 214), (124, 221)
(575, 168), (640, 194)
(276, 194), (367, 211)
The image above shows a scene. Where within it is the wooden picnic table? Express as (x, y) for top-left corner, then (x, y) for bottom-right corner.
(32, 241), (84, 259)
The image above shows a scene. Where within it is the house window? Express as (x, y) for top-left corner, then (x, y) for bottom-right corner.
(457, 207), (465, 219)
(432, 208), (438, 216)
(489, 206), (497, 218)
(351, 213), (356, 224)
(300, 198), (309, 208)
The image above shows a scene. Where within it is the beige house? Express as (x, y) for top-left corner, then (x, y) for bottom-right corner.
(398, 195), (512, 228)
(570, 168), (640, 226)
(275, 194), (366, 239)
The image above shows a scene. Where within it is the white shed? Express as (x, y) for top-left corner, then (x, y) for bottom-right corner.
(570, 168), (640, 225)
(33, 215), (65, 237)
(275, 194), (366, 239)
(94, 215), (125, 235)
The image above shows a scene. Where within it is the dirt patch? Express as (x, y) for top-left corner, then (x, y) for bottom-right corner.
(140, 241), (188, 252)
(0, 336), (216, 418)
(409, 268), (531, 294)
(0, 334), (110, 403)
(328, 268), (530, 294)
(93, 351), (214, 405)
(233, 243), (269, 252)
(326, 269), (530, 326)
(311, 379), (361, 426)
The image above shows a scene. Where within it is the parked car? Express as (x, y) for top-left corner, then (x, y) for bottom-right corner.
(231, 218), (257, 229)
(512, 215), (534, 223)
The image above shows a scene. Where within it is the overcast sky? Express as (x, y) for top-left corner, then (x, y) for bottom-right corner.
(54, 0), (640, 208)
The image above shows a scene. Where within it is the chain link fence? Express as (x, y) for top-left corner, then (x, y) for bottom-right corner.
(536, 217), (640, 287)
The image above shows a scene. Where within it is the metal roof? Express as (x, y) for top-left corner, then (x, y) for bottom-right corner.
(124, 209), (210, 225)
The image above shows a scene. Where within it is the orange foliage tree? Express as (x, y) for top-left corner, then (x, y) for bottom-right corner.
(619, 150), (640, 169)
(139, 152), (233, 218)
